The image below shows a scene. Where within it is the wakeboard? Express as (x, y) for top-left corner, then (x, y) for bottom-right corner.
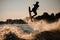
(29, 7), (33, 22)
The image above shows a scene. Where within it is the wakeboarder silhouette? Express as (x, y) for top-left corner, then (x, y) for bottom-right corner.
(29, 1), (39, 22)
(31, 1), (39, 18)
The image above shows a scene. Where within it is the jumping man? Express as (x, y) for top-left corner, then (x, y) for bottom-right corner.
(31, 1), (39, 18)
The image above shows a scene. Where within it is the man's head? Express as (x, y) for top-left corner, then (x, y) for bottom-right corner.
(36, 1), (39, 4)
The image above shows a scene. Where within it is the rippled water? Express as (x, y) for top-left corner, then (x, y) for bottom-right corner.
(0, 24), (37, 40)
(0, 19), (60, 40)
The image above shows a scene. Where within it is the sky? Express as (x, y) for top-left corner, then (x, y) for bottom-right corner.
(0, 0), (60, 21)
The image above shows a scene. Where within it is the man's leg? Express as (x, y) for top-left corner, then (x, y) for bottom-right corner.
(32, 11), (37, 18)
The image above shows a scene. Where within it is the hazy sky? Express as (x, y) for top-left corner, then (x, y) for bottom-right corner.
(0, 0), (60, 21)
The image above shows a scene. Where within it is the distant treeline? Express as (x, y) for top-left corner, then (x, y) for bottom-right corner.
(0, 12), (60, 24)
(35, 12), (60, 23)
(0, 19), (27, 24)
